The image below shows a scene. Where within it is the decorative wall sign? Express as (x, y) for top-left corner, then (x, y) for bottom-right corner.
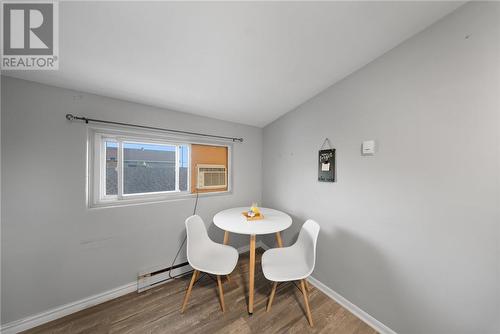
(318, 148), (336, 182)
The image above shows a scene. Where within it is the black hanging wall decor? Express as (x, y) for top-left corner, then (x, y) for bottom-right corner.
(318, 138), (336, 182)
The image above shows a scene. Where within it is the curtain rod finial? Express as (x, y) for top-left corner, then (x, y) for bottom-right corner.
(66, 114), (75, 121)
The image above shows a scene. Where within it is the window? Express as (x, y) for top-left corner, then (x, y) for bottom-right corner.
(90, 129), (230, 207)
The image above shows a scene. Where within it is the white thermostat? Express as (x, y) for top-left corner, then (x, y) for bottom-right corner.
(362, 140), (376, 155)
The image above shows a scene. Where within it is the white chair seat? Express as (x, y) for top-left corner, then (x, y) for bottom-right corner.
(262, 246), (312, 282)
(189, 242), (238, 276)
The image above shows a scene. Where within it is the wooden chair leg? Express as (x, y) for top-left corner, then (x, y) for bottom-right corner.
(217, 275), (226, 312)
(194, 270), (200, 281)
(305, 279), (310, 292)
(181, 270), (198, 313)
(300, 279), (314, 327)
(267, 281), (278, 312)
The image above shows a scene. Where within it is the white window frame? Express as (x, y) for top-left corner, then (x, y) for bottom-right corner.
(87, 126), (232, 208)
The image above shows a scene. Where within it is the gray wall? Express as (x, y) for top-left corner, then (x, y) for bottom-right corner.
(0, 76), (262, 324)
(262, 3), (499, 334)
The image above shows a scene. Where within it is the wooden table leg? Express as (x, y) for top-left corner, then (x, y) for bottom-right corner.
(223, 231), (231, 282)
(276, 232), (283, 248)
(248, 234), (256, 314)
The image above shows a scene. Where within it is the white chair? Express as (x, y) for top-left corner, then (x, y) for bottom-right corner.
(261, 219), (320, 327)
(181, 215), (239, 313)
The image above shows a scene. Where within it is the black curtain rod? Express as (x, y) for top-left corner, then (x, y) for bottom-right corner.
(65, 114), (243, 142)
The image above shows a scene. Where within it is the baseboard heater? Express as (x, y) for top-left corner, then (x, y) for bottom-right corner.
(137, 261), (193, 293)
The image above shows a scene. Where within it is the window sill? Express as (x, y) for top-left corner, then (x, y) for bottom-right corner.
(88, 190), (232, 209)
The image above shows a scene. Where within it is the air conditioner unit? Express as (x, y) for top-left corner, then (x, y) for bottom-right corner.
(197, 164), (227, 189)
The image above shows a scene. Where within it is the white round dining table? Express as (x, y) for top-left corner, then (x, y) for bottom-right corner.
(213, 207), (292, 314)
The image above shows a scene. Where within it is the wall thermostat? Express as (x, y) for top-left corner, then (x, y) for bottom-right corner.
(362, 140), (376, 155)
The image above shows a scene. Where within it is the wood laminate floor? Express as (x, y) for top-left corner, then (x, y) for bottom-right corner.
(24, 249), (377, 334)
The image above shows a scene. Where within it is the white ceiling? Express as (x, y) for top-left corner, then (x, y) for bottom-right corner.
(5, 1), (464, 127)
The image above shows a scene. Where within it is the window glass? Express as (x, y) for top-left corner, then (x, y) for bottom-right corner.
(105, 141), (118, 195)
(123, 142), (176, 194)
(179, 145), (189, 191)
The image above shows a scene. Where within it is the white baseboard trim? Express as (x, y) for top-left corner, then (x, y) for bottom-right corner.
(258, 241), (270, 250)
(256, 241), (395, 333)
(0, 242), (270, 334)
(0, 281), (137, 334)
(238, 240), (268, 253)
(307, 276), (397, 334)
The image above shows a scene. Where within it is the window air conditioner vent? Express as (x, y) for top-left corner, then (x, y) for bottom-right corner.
(196, 164), (227, 189)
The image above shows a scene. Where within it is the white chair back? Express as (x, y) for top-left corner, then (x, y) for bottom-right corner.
(185, 215), (210, 265)
(182, 215), (239, 314)
(295, 219), (320, 273)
